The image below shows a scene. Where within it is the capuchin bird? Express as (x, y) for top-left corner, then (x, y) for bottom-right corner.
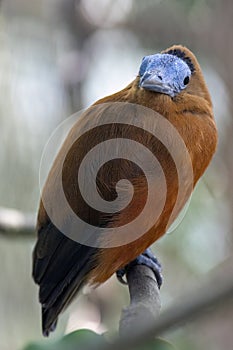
(33, 45), (217, 336)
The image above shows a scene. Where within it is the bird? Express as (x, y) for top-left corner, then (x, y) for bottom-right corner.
(33, 44), (217, 336)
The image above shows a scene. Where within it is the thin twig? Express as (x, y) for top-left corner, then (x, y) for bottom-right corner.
(0, 207), (35, 238)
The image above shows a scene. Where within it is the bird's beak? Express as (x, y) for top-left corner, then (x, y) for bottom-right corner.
(139, 73), (175, 97)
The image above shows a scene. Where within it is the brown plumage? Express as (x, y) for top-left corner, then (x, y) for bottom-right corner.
(33, 45), (217, 335)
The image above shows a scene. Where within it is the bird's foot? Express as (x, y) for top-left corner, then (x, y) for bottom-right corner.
(116, 248), (163, 288)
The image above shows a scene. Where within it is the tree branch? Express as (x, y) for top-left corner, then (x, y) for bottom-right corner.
(119, 264), (161, 338)
(2, 206), (233, 350)
(86, 257), (233, 350)
(0, 207), (35, 238)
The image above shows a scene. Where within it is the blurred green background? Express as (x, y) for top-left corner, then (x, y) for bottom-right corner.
(0, 0), (233, 349)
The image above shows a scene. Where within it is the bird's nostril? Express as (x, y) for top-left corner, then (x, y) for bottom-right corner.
(158, 75), (163, 81)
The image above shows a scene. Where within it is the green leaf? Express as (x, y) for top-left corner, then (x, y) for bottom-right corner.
(23, 329), (107, 350)
(59, 329), (106, 348)
(23, 332), (177, 350)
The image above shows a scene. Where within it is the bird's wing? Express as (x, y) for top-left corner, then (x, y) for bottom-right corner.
(33, 96), (141, 335)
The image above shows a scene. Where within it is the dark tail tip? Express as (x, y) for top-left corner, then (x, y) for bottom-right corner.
(42, 307), (58, 337)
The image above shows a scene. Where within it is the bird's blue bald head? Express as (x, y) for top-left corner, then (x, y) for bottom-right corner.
(139, 53), (193, 97)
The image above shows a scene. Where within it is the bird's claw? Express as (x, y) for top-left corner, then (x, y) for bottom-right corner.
(116, 248), (163, 288)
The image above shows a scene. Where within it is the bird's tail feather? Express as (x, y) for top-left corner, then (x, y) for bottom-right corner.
(41, 272), (87, 336)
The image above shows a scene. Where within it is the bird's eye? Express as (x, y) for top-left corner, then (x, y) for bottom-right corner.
(183, 76), (190, 85)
